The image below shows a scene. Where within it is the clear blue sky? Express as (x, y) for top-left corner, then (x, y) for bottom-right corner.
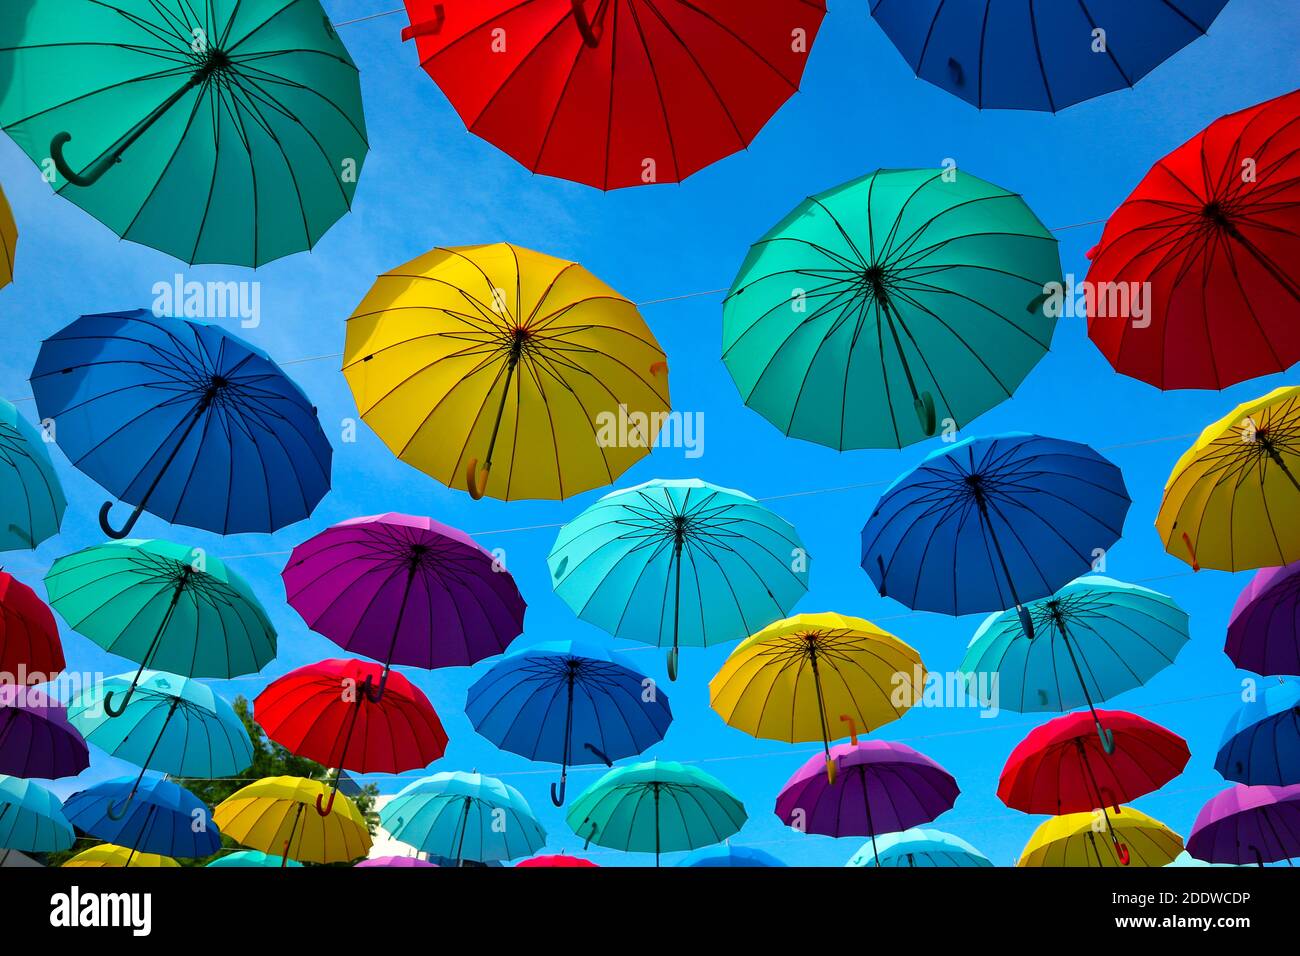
(2, 0), (1298, 866)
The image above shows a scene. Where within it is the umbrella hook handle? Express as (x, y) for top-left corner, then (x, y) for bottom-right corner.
(665, 646), (679, 682)
(1181, 532), (1200, 572)
(105, 794), (134, 822)
(839, 715), (859, 745)
(1114, 840), (1130, 866)
(550, 776), (567, 807)
(363, 668), (390, 704)
(914, 392), (937, 437)
(583, 742), (613, 767)
(315, 790), (338, 817)
(50, 132), (117, 188)
(102, 682), (138, 718)
(99, 500), (145, 540)
(570, 1), (602, 47)
(1096, 721), (1116, 755)
(466, 459), (491, 500)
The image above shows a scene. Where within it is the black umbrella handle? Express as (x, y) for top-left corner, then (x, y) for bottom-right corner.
(99, 500), (146, 539)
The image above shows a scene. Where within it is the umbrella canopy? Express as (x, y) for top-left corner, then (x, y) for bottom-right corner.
(214, 776), (371, 866)
(1087, 89), (1300, 389)
(400, 1), (825, 190)
(0, 398), (65, 552)
(64, 845), (180, 868)
(861, 434), (1130, 616)
(380, 771), (546, 865)
(516, 854), (598, 868)
(710, 612), (924, 782)
(344, 243), (670, 501)
(1017, 808), (1183, 867)
(466, 640), (671, 806)
(0, 0), (366, 266)
(255, 658), (449, 815)
(0, 684), (89, 779)
(0, 571), (63, 682)
(207, 850), (300, 868)
(679, 845), (786, 868)
(846, 828), (992, 868)
(64, 776), (221, 859)
(0, 183), (14, 289)
(1166, 850), (1238, 867)
(723, 168), (1061, 449)
(31, 311), (331, 539)
(549, 478), (810, 678)
(355, 856), (437, 868)
(0, 775), (74, 853)
(45, 539), (276, 713)
(1157, 386), (1300, 572)
(870, 0), (1227, 112)
(1187, 783), (1300, 865)
(1226, 561), (1300, 675)
(567, 759), (746, 865)
(1216, 683), (1300, 787)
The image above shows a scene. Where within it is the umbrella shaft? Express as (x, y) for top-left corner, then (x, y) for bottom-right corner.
(381, 560), (422, 674)
(880, 299), (921, 403)
(1057, 621), (1101, 721)
(670, 537), (684, 654)
(974, 497), (1023, 609)
(483, 354), (520, 470)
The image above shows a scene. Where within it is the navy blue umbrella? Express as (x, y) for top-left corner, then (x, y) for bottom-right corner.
(30, 310), (331, 538)
(466, 640), (672, 806)
(62, 775), (221, 861)
(861, 433), (1130, 626)
(1217, 681), (1300, 787)
(870, 0), (1228, 112)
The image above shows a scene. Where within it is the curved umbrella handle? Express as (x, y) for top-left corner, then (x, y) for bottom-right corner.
(914, 392), (937, 437)
(550, 778), (567, 807)
(466, 458), (490, 500)
(102, 682), (138, 718)
(839, 715), (859, 746)
(400, 3), (446, 40)
(1181, 532), (1200, 572)
(583, 742), (613, 767)
(1016, 605), (1035, 639)
(314, 791), (337, 817)
(570, 0), (601, 46)
(1096, 721), (1116, 755)
(99, 500), (144, 540)
(105, 795), (133, 822)
(666, 646), (679, 682)
(1115, 841), (1130, 866)
(50, 132), (112, 187)
(363, 668), (390, 704)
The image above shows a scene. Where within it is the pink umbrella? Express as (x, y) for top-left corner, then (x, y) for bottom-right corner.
(356, 856), (438, 868)
(1187, 783), (1300, 866)
(1226, 561), (1300, 676)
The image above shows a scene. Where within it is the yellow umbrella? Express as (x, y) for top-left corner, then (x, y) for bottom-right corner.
(1157, 386), (1300, 572)
(709, 612), (926, 783)
(213, 776), (371, 867)
(63, 844), (179, 868)
(344, 243), (671, 501)
(1017, 807), (1183, 867)
(0, 183), (16, 290)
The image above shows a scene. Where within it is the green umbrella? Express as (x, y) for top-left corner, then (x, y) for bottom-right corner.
(567, 759), (746, 866)
(0, 0), (367, 266)
(723, 168), (1062, 449)
(0, 397), (65, 552)
(44, 539), (275, 715)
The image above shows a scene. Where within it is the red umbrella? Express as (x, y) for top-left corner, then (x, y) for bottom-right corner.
(999, 710), (1190, 864)
(516, 854), (599, 868)
(1086, 88), (1300, 389)
(0, 571), (63, 683)
(400, 0), (826, 190)
(254, 659), (448, 816)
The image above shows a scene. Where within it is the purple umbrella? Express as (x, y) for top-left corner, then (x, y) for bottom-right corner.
(355, 856), (438, 868)
(283, 514), (526, 700)
(1226, 561), (1300, 676)
(0, 684), (89, 779)
(1187, 783), (1300, 866)
(775, 740), (959, 866)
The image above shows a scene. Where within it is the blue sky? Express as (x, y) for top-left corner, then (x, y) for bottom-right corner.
(2, 0), (1298, 866)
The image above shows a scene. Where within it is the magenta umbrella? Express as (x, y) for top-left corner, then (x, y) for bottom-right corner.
(355, 856), (438, 868)
(282, 514), (526, 700)
(775, 739), (959, 866)
(1226, 561), (1300, 676)
(0, 684), (89, 779)
(1187, 783), (1300, 866)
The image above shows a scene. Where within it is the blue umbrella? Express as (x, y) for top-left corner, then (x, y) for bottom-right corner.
(466, 640), (672, 806)
(1216, 681), (1300, 787)
(30, 310), (331, 538)
(63, 775), (220, 860)
(861, 433), (1130, 624)
(870, 0), (1228, 112)
(846, 827), (992, 867)
(206, 850), (301, 868)
(679, 844), (786, 867)
(0, 397), (65, 552)
(0, 775), (74, 860)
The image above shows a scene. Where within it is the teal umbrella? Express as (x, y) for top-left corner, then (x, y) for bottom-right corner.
(0, 0), (367, 266)
(206, 850), (300, 868)
(723, 168), (1062, 449)
(0, 398), (64, 552)
(567, 759), (747, 866)
(45, 539), (276, 715)
(846, 827), (992, 867)
(0, 775), (74, 863)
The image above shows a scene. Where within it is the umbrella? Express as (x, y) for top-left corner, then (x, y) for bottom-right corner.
(1087, 89), (1300, 389)
(400, 0), (826, 190)
(723, 168), (1061, 449)
(861, 433), (1131, 619)
(516, 854), (598, 868)
(0, 775), (74, 862)
(64, 776), (221, 860)
(207, 850), (300, 868)
(64, 845), (180, 868)
(214, 776), (372, 867)
(355, 856), (437, 868)
(0, 571), (63, 682)
(1187, 783), (1300, 865)
(344, 243), (670, 501)
(0, 183), (14, 289)
(679, 845), (786, 868)
(0, 0), (367, 266)
(846, 828), (991, 868)
(568, 759), (746, 866)
(549, 478), (810, 679)
(1157, 386), (1300, 572)
(380, 771), (546, 866)
(710, 612), (925, 783)
(962, 577), (1190, 750)
(1226, 560), (1300, 675)
(283, 514), (526, 699)
(45, 539), (276, 714)
(31, 310), (331, 539)
(775, 741), (958, 867)
(255, 658), (449, 815)
(68, 671), (252, 818)
(1166, 851), (1238, 867)
(0, 684), (89, 779)
(1216, 682), (1300, 787)
(870, 0), (1228, 112)
(466, 639), (672, 805)
(0, 398), (65, 552)
(1018, 808), (1183, 867)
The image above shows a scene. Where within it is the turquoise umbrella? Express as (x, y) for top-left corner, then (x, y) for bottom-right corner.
(723, 168), (1061, 449)
(0, 397), (65, 552)
(206, 850), (301, 868)
(0, 775), (74, 862)
(846, 828), (992, 867)
(548, 478), (810, 680)
(567, 759), (747, 866)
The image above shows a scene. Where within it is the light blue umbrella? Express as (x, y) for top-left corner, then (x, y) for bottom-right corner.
(0, 397), (65, 551)
(1216, 681), (1300, 787)
(0, 775), (74, 860)
(380, 772), (546, 865)
(549, 478), (810, 680)
(846, 828), (992, 867)
(206, 850), (301, 868)
(68, 670), (252, 818)
(1165, 851), (1238, 868)
(63, 775), (221, 860)
(679, 844), (786, 867)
